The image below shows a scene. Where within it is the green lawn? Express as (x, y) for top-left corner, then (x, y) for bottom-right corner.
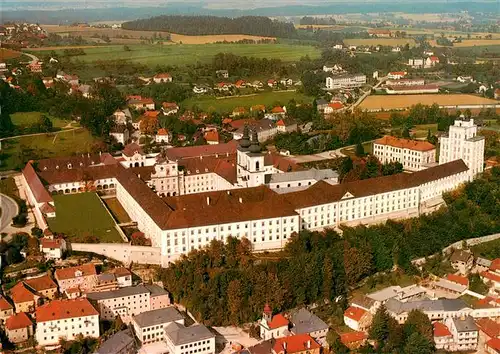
(183, 91), (313, 113)
(0, 128), (98, 171)
(30, 43), (321, 67)
(10, 112), (71, 129)
(48, 192), (123, 243)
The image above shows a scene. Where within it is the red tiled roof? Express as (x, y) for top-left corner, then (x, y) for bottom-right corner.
(155, 73), (171, 78)
(10, 283), (36, 304)
(123, 143), (143, 157)
(476, 318), (500, 338)
(433, 322), (452, 337)
(127, 96), (154, 105)
(277, 119), (285, 126)
(0, 295), (13, 311)
(490, 259), (500, 271)
(328, 102), (343, 109)
(251, 105), (266, 112)
(233, 107), (247, 114)
(40, 237), (63, 249)
(109, 267), (131, 277)
(157, 128), (169, 136)
(482, 271), (500, 283)
(271, 106), (285, 113)
(55, 264), (96, 281)
(164, 140), (238, 160)
(25, 275), (57, 291)
(36, 153), (117, 171)
(375, 136), (436, 152)
(162, 102), (178, 109)
(344, 306), (367, 322)
(36, 298), (98, 323)
(267, 314), (289, 329)
(22, 162), (53, 203)
(235, 80), (245, 86)
(389, 71), (406, 76)
(340, 331), (367, 345)
(446, 274), (469, 287)
(273, 334), (320, 354)
(264, 153), (302, 173)
(487, 338), (500, 351)
(40, 202), (55, 214)
(430, 56), (439, 62)
(204, 130), (220, 143)
(5, 312), (32, 330)
(222, 118), (233, 124)
(144, 110), (160, 117)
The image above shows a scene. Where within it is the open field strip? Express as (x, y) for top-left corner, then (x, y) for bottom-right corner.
(344, 38), (416, 47)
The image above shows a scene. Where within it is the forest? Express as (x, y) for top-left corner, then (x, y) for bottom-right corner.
(122, 15), (298, 38)
(159, 168), (500, 326)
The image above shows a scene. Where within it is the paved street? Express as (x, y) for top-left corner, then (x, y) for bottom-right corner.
(0, 193), (18, 232)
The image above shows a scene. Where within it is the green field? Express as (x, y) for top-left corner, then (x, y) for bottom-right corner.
(183, 91), (313, 113)
(30, 43), (321, 67)
(10, 112), (71, 129)
(48, 192), (123, 243)
(0, 128), (98, 171)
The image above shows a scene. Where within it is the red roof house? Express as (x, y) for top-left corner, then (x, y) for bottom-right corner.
(272, 334), (320, 354)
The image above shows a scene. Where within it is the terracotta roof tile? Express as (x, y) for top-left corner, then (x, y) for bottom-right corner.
(267, 314), (289, 329)
(5, 312), (32, 330)
(22, 162), (53, 203)
(340, 331), (367, 345)
(446, 274), (469, 287)
(375, 136), (435, 152)
(40, 203), (56, 214)
(204, 130), (220, 143)
(36, 298), (98, 322)
(482, 271), (500, 283)
(25, 275), (57, 292)
(433, 322), (452, 337)
(476, 318), (500, 338)
(487, 338), (500, 351)
(55, 264), (96, 281)
(123, 143), (143, 157)
(271, 106), (285, 113)
(10, 283), (36, 304)
(40, 237), (64, 249)
(273, 334), (320, 354)
(164, 140), (238, 160)
(0, 295), (13, 311)
(344, 306), (366, 322)
(157, 128), (169, 136)
(490, 259), (500, 271)
(155, 73), (171, 78)
(109, 267), (131, 277)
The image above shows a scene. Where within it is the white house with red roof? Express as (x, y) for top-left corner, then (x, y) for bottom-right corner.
(153, 73), (172, 83)
(5, 312), (33, 343)
(324, 101), (343, 114)
(35, 298), (99, 347)
(433, 321), (454, 350)
(155, 128), (172, 144)
(39, 236), (66, 260)
(204, 130), (220, 145)
(344, 306), (370, 331)
(259, 304), (289, 340)
(162, 102), (179, 116)
(388, 71), (407, 80)
(340, 331), (367, 349)
(0, 295), (14, 321)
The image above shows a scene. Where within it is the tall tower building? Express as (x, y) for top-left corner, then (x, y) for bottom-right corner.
(237, 126), (266, 187)
(439, 117), (484, 180)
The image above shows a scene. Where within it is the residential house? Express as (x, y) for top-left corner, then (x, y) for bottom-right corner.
(251, 104), (266, 113)
(250, 80), (264, 89)
(476, 257), (492, 273)
(39, 237), (66, 260)
(86, 285), (151, 322)
(193, 86), (209, 94)
(344, 306), (370, 331)
(481, 271), (500, 291)
(450, 249), (474, 275)
(5, 312), (33, 343)
(433, 322), (453, 351)
(35, 298), (100, 347)
(153, 73), (172, 83)
(42, 77), (54, 89)
(486, 338), (500, 354)
(216, 70), (229, 78)
(109, 267), (133, 288)
(204, 130), (220, 145)
(132, 307), (184, 344)
(426, 56), (440, 67)
(272, 334), (321, 354)
(385, 298), (471, 324)
(476, 318), (500, 344)
(289, 308), (328, 341)
(333, 44), (343, 50)
(10, 283), (39, 313)
(280, 78), (293, 87)
(408, 58), (425, 68)
(145, 284), (171, 310)
(269, 106), (286, 120)
(373, 136), (436, 171)
(113, 109), (132, 125)
(235, 80), (246, 88)
(388, 71), (407, 80)
(28, 61), (43, 73)
(444, 316), (478, 352)
(127, 95), (155, 111)
(232, 107), (247, 117)
(315, 99), (329, 113)
(162, 102), (179, 116)
(216, 82), (231, 91)
(54, 263), (97, 293)
(276, 119), (297, 134)
(92, 273), (119, 292)
(259, 304), (289, 340)
(110, 125), (130, 145)
(433, 277), (467, 296)
(324, 101), (343, 114)
(267, 79), (277, 88)
(94, 329), (137, 354)
(24, 274), (58, 300)
(164, 322), (215, 354)
(0, 295), (14, 321)
(155, 128), (171, 144)
(340, 331), (367, 350)
(391, 47), (401, 52)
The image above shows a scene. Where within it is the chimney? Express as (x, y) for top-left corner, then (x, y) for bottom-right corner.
(307, 340), (310, 349)
(239, 197), (243, 203)
(206, 197), (210, 205)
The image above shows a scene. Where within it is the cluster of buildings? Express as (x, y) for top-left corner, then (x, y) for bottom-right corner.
(382, 71), (439, 94)
(408, 56), (440, 69)
(325, 73), (367, 90)
(20, 117), (483, 266)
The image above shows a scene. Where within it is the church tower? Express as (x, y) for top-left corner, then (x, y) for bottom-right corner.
(236, 127), (266, 187)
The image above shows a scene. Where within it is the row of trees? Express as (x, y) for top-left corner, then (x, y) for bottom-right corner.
(122, 15), (298, 38)
(160, 168), (500, 326)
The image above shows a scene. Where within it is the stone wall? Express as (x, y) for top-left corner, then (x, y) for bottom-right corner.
(70, 243), (162, 266)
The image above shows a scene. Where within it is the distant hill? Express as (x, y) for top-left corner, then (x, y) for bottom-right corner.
(121, 15), (298, 39)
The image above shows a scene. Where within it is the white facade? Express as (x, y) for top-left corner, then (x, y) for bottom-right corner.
(326, 74), (366, 89)
(445, 317), (478, 352)
(131, 309), (184, 344)
(373, 137), (436, 171)
(165, 324), (216, 354)
(439, 118), (485, 180)
(36, 314), (99, 346)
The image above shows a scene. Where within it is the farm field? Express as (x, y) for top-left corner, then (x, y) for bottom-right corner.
(344, 38), (416, 47)
(28, 43), (321, 67)
(48, 192), (123, 243)
(429, 39), (500, 48)
(183, 91), (313, 113)
(10, 112), (71, 129)
(0, 128), (98, 171)
(359, 94), (499, 112)
(0, 48), (22, 60)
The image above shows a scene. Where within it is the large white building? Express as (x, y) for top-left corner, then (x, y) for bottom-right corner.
(131, 307), (184, 344)
(373, 136), (436, 171)
(326, 74), (367, 89)
(164, 323), (215, 354)
(35, 298), (99, 347)
(439, 118), (485, 180)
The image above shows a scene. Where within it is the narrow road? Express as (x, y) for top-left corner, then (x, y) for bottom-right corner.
(22, 52), (40, 64)
(0, 194), (18, 232)
(350, 75), (387, 112)
(0, 127), (81, 145)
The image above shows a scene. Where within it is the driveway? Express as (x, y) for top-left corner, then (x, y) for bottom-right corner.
(0, 194), (18, 232)
(287, 146), (350, 164)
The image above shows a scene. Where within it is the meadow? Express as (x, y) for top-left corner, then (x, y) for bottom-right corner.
(429, 39), (500, 48)
(48, 192), (123, 243)
(0, 48), (22, 60)
(344, 38), (416, 47)
(28, 43), (321, 67)
(183, 91), (313, 113)
(10, 111), (71, 129)
(0, 128), (98, 171)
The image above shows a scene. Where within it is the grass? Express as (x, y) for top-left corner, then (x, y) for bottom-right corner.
(0, 48), (22, 60)
(355, 272), (416, 296)
(472, 237), (500, 259)
(48, 192), (123, 243)
(10, 112), (71, 129)
(183, 91), (313, 113)
(0, 128), (98, 171)
(0, 177), (19, 198)
(28, 43), (321, 67)
(103, 198), (131, 224)
(344, 38), (416, 47)
(340, 141), (373, 158)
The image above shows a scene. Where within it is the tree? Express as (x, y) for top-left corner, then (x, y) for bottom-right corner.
(344, 242), (373, 286)
(369, 305), (392, 344)
(403, 331), (436, 354)
(326, 331), (349, 354)
(123, 45), (131, 51)
(402, 126), (411, 138)
(403, 309), (433, 341)
(31, 227), (43, 238)
(227, 279), (243, 324)
(469, 273), (488, 295)
(355, 142), (365, 157)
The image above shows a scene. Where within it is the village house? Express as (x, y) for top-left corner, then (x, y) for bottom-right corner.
(54, 263), (97, 293)
(10, 283), (40, 313)
(289, 308), (328, 341)
(0, 295), (14, 321)
(495, 88), (500, 100)
(280, 78), (293, 87)
(232, 107), (247, 117)
(127, 95), (155, 111)
(445, 316), (478, 351)
(324, 101), (343, 114)
(113, 108), (132, 125)
(343, 306), (371, 331)
(450, 249), (474, 275)
(132, 307), (184, 344)
(315, 99), (329, 113)
(164, 322), (215, 354)
(486, 338), (500, 354)
(267, 79), (277, 88)
(216, 82), (231, 91)
(268, 106), (286, 120)
(326, 73), (367, 89)
(387, 71), (407, 80)
(433, 322), (454, 351)
(193, 86), (209, 94)
(153, 73), (172, 83)
(5, 312), (33, 343)
(109, 267), (133, 288)
(110, 124), (130, 145)
(385, 298), (471, 324)
(340, 331), (368, 350)
(373, 136), (436, 171)
(272, 334), (321, 354)
(216, 70), (229, 78)
(162, 102), (179, 116)
(27, 61), (43, 73)
(39, 236), (66, 260)
(155, 128), (171, 144)
(92, 273), (119, 292)
(260, 304), (289, 340)
(35, 298), (100, 347)
(235, 80), (246, 88)
(276, 119), (297, 134)
(24, 274), (58, 300)
(204, 130), (220, 145)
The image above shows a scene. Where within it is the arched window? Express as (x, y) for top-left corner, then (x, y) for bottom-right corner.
(255, 161), (260, 171)
(135, 162), (140, 167)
